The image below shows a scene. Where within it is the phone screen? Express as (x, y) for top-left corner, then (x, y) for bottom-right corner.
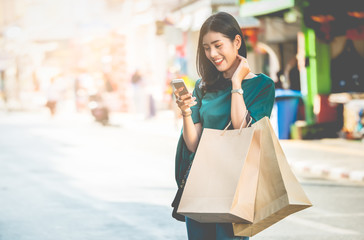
(173, 81), (189, 96)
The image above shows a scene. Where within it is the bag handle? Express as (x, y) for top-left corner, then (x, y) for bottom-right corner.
(221, 110), (251, 136)
(240, 114), (253, 134)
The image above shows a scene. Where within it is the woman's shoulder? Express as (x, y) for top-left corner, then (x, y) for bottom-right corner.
(245, 73), (274, 89)
(194, 78), (206, 92)
(195, 78), (205, 88)
(254, 73), (274, 85)
(192, 78), (204, 98)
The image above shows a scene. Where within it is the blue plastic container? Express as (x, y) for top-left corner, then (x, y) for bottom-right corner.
(275, 89), (302, 139)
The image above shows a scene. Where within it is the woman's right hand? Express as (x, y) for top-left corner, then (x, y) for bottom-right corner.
(174, 87), (197, 114)
(231, 55), (250, 87)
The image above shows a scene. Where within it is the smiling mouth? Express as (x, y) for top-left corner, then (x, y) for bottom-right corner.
(214, 59), (223, 66)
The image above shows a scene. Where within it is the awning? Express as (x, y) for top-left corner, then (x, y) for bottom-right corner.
(240, 0), (295, 17)
(302, 0), (364, 41)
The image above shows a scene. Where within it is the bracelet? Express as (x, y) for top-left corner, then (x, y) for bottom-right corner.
(182, 110), (192, 117)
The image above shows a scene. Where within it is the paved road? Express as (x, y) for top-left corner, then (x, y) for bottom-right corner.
(0, 111), (363, 240)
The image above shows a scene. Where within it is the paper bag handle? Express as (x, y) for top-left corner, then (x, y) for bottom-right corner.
(221, 110), (252, 136)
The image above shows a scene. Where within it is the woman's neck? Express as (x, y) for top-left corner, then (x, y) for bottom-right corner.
(222, 58), (257, 80)
(222, 58), (240, 79)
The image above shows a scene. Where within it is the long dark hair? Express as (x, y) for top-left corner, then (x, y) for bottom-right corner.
(197, 12), (247, 93)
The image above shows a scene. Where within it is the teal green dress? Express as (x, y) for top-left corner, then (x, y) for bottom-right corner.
(175, 73), (275, 187)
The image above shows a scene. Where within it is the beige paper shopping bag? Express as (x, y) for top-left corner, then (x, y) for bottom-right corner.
(233, 117), (312, 237)
(177, 118), (262, 224)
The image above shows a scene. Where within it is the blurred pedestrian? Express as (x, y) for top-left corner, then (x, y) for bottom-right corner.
(46, 75), (62, 116)
(0, 70), (7, 106)
(284, 56), (300, 91)
(172, 12), (275, 240)
(131, 69), (146, 119)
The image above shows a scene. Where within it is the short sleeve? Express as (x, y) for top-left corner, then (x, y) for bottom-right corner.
(190, 79), (203, 124)
(246, 79), (275, 124)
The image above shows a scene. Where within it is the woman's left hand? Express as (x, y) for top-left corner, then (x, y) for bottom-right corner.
(231, 55), (250, 87)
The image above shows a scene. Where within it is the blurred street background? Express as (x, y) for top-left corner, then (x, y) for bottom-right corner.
(0, 0), (364, 239)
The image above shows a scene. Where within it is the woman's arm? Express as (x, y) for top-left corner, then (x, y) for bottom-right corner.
(231, 55), (251, 129)
(175, 88), (202, 153)
(183, 119), (202, 153)
(231, 85), (248, 129)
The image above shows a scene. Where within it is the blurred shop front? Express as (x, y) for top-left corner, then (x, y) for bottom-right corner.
(0, 0), (182, 117)
(240, 0), (304, 139)
(301, 0), (364, 140)
(155, 0), (211, 115)
(162, 0), (212, 91)
(240, 0), (364, 140)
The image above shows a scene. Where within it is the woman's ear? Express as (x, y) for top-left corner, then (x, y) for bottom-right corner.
(235, 35), (242, 50)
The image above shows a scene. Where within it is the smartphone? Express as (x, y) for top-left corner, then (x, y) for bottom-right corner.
(172, 79), (190, 97)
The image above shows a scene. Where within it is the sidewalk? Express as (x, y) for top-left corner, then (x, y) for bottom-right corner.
(3, 108), (363, 185)
(120, 110), (364, 185)
(281, 139), (364, 184)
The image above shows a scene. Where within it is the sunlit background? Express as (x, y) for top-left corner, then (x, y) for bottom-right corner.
(1, 0), (364, 239)
(1, 0), (364, 139)
(1, 0), (178, 115)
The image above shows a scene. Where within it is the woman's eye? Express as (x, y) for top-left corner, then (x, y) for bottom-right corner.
(204, 48), (210, 51)
(216, 45), (222, 48)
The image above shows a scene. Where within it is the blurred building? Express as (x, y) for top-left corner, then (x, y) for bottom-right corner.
(239, 0), (364, 139)
(0, 0), (181, 113)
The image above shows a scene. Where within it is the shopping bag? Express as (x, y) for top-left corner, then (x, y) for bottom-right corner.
(233, 117), (312, 237)
(177, 116), (261, 224)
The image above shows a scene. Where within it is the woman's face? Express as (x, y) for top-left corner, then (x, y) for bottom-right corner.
(202, 31), (241, 78)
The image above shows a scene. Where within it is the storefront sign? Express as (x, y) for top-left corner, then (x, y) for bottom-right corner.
(240, 0), (294, 17)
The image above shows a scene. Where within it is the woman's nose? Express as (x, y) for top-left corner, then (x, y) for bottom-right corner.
(210, 47), (218, 58)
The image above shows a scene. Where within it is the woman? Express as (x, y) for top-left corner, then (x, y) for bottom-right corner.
(173, 12), (275, 240)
